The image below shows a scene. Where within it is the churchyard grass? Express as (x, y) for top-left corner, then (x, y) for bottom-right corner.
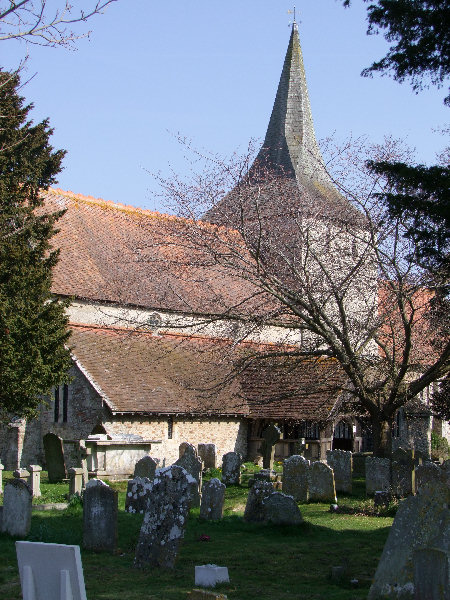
(0, 468), (392, 600)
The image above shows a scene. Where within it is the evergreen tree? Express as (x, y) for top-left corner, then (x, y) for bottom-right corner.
(0, 69), (72, 422)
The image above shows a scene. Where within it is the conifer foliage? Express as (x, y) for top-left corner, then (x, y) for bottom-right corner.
(0, 70), (71, 421)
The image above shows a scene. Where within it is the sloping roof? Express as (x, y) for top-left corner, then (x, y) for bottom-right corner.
(69, 325), (346, 420)
(46, 188), (264, 316)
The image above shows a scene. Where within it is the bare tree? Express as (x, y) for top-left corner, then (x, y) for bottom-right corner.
(0, 1), (116, 48)
(152, 136), (450, 457)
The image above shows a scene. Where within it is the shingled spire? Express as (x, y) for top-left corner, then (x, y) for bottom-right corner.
(205, 22), (360, 227)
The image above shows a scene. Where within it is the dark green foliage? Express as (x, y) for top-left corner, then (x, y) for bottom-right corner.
(430, 374), (450, 421)
(0, 69), (72, 421)
(343, 0), (450, 105)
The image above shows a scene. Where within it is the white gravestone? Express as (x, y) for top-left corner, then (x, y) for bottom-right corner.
(195, 564), (230, 588)
(16, 541), (87, 600)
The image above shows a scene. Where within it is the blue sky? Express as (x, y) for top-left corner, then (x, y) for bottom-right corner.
(3, 0), (448, 212)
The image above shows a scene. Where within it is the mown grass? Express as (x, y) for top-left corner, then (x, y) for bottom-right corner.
(0, 467), (392, 600)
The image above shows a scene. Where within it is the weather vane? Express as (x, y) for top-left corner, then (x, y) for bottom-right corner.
(287, 6), (299, 25)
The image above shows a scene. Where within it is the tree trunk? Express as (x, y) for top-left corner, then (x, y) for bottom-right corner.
(371, 417), (393, 457)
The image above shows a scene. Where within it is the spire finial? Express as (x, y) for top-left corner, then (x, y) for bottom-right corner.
(287, 6), (299, 30)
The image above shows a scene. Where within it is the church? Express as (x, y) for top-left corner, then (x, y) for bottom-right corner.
(0, 22), (438, 473)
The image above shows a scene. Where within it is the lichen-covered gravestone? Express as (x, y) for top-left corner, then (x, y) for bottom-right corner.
(308, 461), (337, 503)
(83, 479), (118, 552)
(414, 461), (442, 494)
(2, 479), (32, 537)
(282, 455), (310, 502)
(43, 432), (67, 483)
(179, 442), (196, 459)
(260, 424), (281, 469)
(391, 448), (416, 497)
(326, 450), (352, 494)
(133, 455), (158, 479)
(365, 456), (390, 496)
(368, 480), (449, 599)
(198, 443), (217, 469)
(134, 465), (192, 569)
(175, 445), (203, 507)
(125, 476), (152, 514)
(263, 492), (303, 525)
(221, 452), (241, 486)
(200, 478), (226, 520)
(244, 480), (274, 522)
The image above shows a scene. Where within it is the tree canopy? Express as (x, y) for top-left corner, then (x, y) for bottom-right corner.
(0, 69), (72, 422)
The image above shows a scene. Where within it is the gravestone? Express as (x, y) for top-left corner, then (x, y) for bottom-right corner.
(308, 461), (337, 503)
(125, 476), (152, 514)
(43, 433), (67, 483)
(368, 480), (449, 599)
(16, 541), (87, 600)
(2, 479), (32, 537)
(134, 465), (192, 569)
(282, 455), (310, 502)
(365, 456), (390, 496)
(0, 460), (4, 494)
(413, 547), (449, 600)
(198, 444), (217, 469)
(391, 447), (416, 497)
(414, 462), (442, 494)
(260, 424), (281, 469)
(14, 468), (30, 480)
(244, 480), (274, 522)
(195, 564), (230, 587)
(68, 468), (84, 497)
(263, 492), (303, 525)
(221, 452), (241, 486)
(27, 465), (42, 498)
(200, 478), (226, 520)
(326, 450), (352, 493)
(83, 479), (118, 552)
(179, 442), (197, 459)
(175, 445), (203, 507)
(133, 455), (158, 479)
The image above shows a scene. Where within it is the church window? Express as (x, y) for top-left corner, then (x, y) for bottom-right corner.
(167, 416), (173, 439)
(299, 421), (320, 440)
(54, 384), (69, 423)
(54, 387), (60, 422)
(333, 420), (352, 439)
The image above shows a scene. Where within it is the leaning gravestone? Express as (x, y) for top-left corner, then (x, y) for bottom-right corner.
(365, 456), (390, 496)
(134, 465), (192, 569)
(83, 479), (118, 552)
(244, 480), (274, 522)
(43, 433), (67, 483)
(198, 443), (217, 469)
(176, 445), (203, 507)
(221, 452), (241, 486)
(308, 461), (337, 503)
(414, 461), (442, 494)
(260, 424), (281, 469)
(368, 480), (449, 599)
(134, 455), (158, 480)
(283, 455), (310, 502)
(263, 492), (303, 525)
(125, 477), (152, 514)
(326, 450), (352, 494)
(200, 478), (226, 520)
(2, 479), (32, 537)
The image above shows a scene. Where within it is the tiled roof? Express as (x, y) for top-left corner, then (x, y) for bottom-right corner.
(46, 188), (265, 315)
(69, 325), (345, 420)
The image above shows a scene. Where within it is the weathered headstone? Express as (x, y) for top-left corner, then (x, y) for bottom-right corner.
(244, 480), (274, 522)
(413, 547), (449, 600)
(198, 444), (217, 469)
(263, 492), (303, 525)
(200, 478), (225, 520)
(83, 479), (118, 552)
(13, 468), (30, 479)
(176, 445), (203, 507)
(195, 564), (230, 587)
(27, 465), (42, 498)
(0, 461), (4, 494)
(221, 452), (241, 486)
(134, 465), (192, 569)
(125, 476), (152, 514)
(2, 479), (32, 537)
(43, 433), (66, 483)
(133, 455), (158, 479)
(326, 450), (352, 493)
(282, 455), (310, 502)
(366, 456), (390, 496)
(260, 424), (281, 469)
(179, 442), (197, 459)
(368, 481), (449, 599)
(391, 447), (416, 497)
(68, 467), (84, 497)
(308, 461), (337, 503)
(414, 462), (442, 494)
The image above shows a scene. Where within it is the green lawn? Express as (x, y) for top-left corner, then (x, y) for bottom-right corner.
(0, 467), (392, 600)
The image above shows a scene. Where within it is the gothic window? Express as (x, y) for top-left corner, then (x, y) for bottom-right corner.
(167, 416), (173, 439)
(299, 421), (320, 440)
(333, 420), (352, 439)
(54, 384), (69, 423)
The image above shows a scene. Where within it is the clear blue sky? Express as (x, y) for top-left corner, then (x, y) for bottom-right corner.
(3, 0), (448, 212)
